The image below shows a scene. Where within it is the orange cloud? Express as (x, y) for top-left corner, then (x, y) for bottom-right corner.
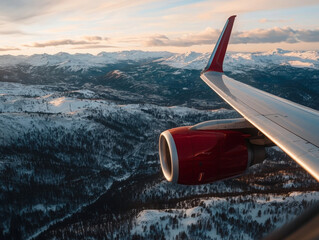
(72, 44), (115, 49)
(0, 47), (20, 51)
(24, 39), (96, 48)
(144, 27), (319, 47)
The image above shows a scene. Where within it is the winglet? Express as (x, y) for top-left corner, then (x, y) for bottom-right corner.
(202, 15), (236, 73)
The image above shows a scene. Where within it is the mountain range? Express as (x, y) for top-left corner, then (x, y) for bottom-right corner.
(1, 49), (318, 71)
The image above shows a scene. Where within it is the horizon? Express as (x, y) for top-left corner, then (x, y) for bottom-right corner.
(0, 0), (319, 55)
(0, 47), (318, 57)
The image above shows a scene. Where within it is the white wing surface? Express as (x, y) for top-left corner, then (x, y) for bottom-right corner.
(201, 15), (319, 181)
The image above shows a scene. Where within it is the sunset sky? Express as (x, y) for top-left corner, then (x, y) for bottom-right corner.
(1, 0), (319, 55)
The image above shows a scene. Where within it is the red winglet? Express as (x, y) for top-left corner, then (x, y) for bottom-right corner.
(202, 15), (236, 73)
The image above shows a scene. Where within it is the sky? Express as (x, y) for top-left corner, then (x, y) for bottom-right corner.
(0, 0), (319, 55)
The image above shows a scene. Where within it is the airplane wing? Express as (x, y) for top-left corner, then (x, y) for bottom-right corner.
(200, 15), (319, 181)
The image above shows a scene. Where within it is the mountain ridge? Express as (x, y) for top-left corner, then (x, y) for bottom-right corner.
(0, 49), (318, 72)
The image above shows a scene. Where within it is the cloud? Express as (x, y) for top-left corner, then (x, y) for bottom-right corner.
(23, 35), (112, 49)
(72, 44), (115, 49)
(0, 0), (318, 54)
(22, 37), (115, 50)
(296, 29), (319, 42)
(92, 0), (156, 13)
(83, 36), (103, 41)
(0, 47), (20, 51)
(144, 27), (319, 47)
(24, 39), (97, 48)
(196, 0), (319, 15)
(144, 29), (220, 47)
(0, 0), (316, 24)
(157, 0), (319, 26)
(233, 27), (299, 44)
(0, 30), (26, 35)
(0, 0), (61, 22)
(0, 0), (156, 23)
(259, 18), (294, 23)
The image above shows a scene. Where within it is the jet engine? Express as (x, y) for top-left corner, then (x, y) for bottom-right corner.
(159, 118), (267, 185)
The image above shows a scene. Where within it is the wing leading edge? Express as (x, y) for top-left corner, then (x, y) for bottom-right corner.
(201, 16), (319, 181)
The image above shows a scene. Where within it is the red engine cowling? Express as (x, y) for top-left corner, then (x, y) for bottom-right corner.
(159, 126), (253, 185)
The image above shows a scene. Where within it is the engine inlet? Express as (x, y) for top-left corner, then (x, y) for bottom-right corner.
(159, 131), (179, 183)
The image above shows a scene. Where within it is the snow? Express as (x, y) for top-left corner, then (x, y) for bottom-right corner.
(0, 49), (317, 72)
(287, 60), (314, 68)
(49, 97), (66, 106)
(32, 204), (62, 212)
(70, 89), (96, 98)
(159, 48), (319, 70)
(131, 191), (319, 240)
(0, 79), (240, 240)
(159, 51), (209, 70)
(0, 81), (234, 149)
(0, 51), (174, 71)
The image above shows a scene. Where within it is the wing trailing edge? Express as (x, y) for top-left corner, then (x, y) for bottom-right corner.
(202, 15), (236, 73)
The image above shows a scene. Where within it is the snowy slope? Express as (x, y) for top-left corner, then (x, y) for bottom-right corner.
(131, 192), (319, 240)
(0, 80), (240, 239)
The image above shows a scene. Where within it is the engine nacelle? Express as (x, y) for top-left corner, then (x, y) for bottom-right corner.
(159, 123), (265, 185)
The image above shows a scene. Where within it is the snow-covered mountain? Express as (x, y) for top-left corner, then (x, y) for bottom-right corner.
(0, 49), (318, 72)
(0, 50), (173, 71)
(159, 49), (319, 70)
